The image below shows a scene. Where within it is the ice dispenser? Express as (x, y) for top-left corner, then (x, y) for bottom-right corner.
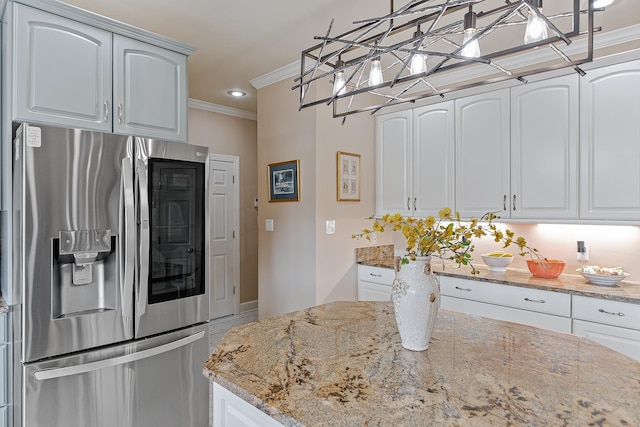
(53, 229), (117, 318)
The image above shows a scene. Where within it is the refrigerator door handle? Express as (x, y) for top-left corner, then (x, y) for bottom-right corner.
(136, 158), (150, 330)
(121, 157), (135, 323)
(33, 330), (205, 381)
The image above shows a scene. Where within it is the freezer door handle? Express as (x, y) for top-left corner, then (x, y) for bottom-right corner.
(33, 330), (205, 381)
(136, 158), (150, 331)
(121, 156), (136, 322)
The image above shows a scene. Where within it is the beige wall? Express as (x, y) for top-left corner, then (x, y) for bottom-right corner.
(188, 107), (258, 304)
(256, 79), (389, 318)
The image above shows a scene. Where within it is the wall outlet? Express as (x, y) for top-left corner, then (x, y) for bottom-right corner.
(371, 232), (377, 244)
(265, 219), (274, 232)
(577, 241), (589, 261)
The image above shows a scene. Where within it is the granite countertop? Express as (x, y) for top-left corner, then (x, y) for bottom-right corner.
(0, 296), (8, 314)
(358, 254), (640, 304)
(204, 301), (640, 427)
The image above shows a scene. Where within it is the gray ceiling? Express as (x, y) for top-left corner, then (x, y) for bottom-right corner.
(61, 0), (638, 114)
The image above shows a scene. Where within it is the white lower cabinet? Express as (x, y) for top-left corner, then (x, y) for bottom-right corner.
(572, 295), (640, 361)
(213, 382), (284, 427)
(439, 276), (572, 333)
(357, 265), (395, 301)
(1, 312), (7, 427)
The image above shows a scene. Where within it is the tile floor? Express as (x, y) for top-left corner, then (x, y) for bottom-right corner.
(208, 310), (258, 427)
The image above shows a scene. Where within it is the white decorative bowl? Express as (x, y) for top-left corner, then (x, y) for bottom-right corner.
(481, 253), (514, 273)
(577, 267), (630, 287)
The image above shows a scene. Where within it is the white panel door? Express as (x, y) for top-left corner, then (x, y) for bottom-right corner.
(12, 3), (112, 131)
(580, 59), (640, 220)
(113, 35), (188, 142)
(511, 75), (578, 219)
(413, 101), (455, 217)
(376, 110), (412, 217)
(455, 89), (510, 218)
(209, 159), (236, 319)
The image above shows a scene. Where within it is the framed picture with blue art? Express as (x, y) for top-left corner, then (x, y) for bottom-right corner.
(268, 159), (300, 202)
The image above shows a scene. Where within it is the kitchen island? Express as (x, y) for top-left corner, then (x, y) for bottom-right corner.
(203, 301), (640, 427)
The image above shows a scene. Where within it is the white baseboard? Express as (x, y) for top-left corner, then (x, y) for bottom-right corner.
(239, 300), (258, 313)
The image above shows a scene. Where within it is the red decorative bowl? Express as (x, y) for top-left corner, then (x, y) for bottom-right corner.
(526, 259), (566, 279)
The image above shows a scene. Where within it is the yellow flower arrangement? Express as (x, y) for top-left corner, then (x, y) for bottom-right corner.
(353, 208), (540, 274)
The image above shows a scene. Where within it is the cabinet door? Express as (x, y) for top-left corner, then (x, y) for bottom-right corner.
(455, 89), (510, 218)
(573, 320), (640, 362)
(213, 382), (285, 427)
(113, 35), (188, 142)
(358, 282), (392, 302)
(580, 60), (640, 220)
(376, 111), (412, 217)
(511, 75), (578, 219)
(13, 3), (112, 131)
(413, 101), (455, 217)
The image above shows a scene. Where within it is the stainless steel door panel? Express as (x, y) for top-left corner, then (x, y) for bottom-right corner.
(134, 138), (209, 338)
(15, 124), (132, 362)
(23, 323), (209, 427)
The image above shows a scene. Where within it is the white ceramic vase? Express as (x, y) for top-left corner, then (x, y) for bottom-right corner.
(392, 256), (440, 351)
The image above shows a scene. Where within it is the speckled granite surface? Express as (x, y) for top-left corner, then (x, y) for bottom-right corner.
(204, 301), (640, 427)
(359, 257), (640, 304)
(0, 296), (8, 314)
(355, 245), (395, 268)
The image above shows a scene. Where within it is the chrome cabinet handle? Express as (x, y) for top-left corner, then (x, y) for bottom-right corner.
(104, 100), (109, 122)
(407, 198), (410, 210)
(503, 195), (507, 211)
(455, 286), (472, 292)
(413, 198), (417, 210)
(369, 273), (382, 277)
(524, 297), (545, 304)
(118, 104), (123, 124)
(598, 308), (625, 317)
(513, 194), (517, 211)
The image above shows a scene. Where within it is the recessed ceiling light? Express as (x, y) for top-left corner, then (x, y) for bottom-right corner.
(227, 90), (247, 97)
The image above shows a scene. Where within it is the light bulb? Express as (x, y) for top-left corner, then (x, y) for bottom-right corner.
(524, 8), (548, 44)
(369, 58), (384, 86)
(462, 28), (481, 58)
(333, 70), (347, 96)
(410, 53), (427, 75)
(593, 0), (614, 7)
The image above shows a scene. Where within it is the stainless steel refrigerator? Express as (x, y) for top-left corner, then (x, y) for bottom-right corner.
(11, 123), (210, 427)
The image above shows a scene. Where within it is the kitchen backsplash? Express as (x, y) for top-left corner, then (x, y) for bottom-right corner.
(388, 222), (640, 281)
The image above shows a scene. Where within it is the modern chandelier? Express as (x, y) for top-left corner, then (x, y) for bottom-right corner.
(294, 0), (601, 120)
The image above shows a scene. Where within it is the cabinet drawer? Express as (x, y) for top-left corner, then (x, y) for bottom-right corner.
(0, 405), (6, 427)
(441, 296), (572, 333)
(573, 319), (640, 362)
(439, 276), (571, 317)
(357, 264), (395, 286)
(0, 344), (6, 405)
(573, 296), (640, 331)
(0, 314), (5, 343)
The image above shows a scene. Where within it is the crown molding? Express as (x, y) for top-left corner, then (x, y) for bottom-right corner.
(188, 99), (257, 121)
(250, 23), (640, 90)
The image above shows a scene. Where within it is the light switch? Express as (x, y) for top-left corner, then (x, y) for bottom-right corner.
(265, 219), (274, 232)
(326, 220), (336, 235)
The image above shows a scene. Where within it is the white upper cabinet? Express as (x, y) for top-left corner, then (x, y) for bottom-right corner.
(580, 60), (640, 220)
(11, 3), (189, 142)
(376, 110), (412, 217)
(511, 75), (579, 219)
(13, 4), (112, 132)
(412, 101), (455, 217)
(455, 89), (510, 218)
(376, 102), (455, 218)
(113, 35), (187, 141)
